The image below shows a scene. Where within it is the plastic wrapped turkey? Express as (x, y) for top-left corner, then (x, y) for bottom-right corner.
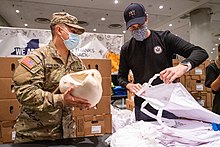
(59, 69), (102, 107)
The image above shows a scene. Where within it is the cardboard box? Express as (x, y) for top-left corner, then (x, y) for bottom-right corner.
(127, 90), (134, 100)
(206, 87), (212, 92)
(0, 57), (20, 78)
(206, 107), (212, 111)
(172, 59), (180, 66)
(75, 114), (112, 137)
(102, 77), (111, 96)
(0, 121), (15, 143)
(82, 59), (111, 77)
(0, 58), (111, 77)
(0, 99), (21, 121)
(179, 76), (186, 86)
(200, 75), (206, 81)
(191, 83), (206, 92)
(72, 96), (111, 116)
(189, 64), (206, 76)
(191, 92), (213, 108)
(126, 99), (134, 111)
(191, 75), (201, 80)
(0, 78), (16, 99)
(184, 75), (208, 93)
(206, 92), (213, 108)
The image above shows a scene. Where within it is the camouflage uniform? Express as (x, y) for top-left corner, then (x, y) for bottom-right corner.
(13, 41), (85, 143)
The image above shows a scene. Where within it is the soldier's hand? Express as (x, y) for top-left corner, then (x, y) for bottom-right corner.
(126, 83), (142, 94)
(63, 86), (91, 109)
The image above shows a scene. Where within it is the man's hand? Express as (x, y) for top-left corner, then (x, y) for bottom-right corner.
(160, 64), (188, 84)
(63, 86), (91, 109)
(126, 83), (142, 94)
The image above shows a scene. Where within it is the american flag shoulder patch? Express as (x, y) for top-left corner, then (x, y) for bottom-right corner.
(21, 56), (36, 69)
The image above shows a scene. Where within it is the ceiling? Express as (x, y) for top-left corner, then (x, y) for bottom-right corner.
(0, 0), (220, 59)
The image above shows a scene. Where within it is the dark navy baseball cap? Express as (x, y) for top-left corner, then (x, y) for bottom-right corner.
(124, 3), (147, 30)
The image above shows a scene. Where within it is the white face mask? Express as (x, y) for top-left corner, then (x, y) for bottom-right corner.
(60, 28), (80, 50)
(131, 23), (147, 41)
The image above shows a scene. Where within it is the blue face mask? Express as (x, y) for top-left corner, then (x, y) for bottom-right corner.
(131, 24), (147, 41)
(61, 29), (80, 50)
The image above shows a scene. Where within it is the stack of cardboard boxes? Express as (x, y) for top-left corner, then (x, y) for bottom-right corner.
(174, 59), (214, 110)
(73, 59), (112, 137)
(0, 57), (21, 144)
(126, 59), (214, 111)
(0, 57), (112, 144)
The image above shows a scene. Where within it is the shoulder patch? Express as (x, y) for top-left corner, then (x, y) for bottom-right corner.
(21, 56), (36, 69)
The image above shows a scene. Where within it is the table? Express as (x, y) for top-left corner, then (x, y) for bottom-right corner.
(111, 95), (127, 109)
(0, 134), (110, 147)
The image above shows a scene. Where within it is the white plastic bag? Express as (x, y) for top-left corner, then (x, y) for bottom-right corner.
(136, 74), (220, 123)
(136, 74), (220, 144)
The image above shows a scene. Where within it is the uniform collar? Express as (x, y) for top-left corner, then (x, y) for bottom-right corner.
(48, 41), (61, 59)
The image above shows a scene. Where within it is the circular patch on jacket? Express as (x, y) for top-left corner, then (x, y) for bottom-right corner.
(154, 46), (162, 54)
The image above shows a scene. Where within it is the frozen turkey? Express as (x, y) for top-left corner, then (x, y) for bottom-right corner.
(59, 69), (102, 107)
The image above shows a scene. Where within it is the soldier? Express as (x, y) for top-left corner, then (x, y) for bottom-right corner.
(13, 12), (91, 143)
